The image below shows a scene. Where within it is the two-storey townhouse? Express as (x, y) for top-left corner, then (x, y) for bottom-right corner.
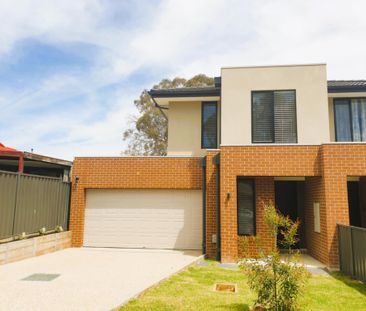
(70, 64), (366, 268)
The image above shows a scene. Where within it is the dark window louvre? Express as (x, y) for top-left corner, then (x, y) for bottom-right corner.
(202, 102), (217, 149)
(252, 92), (274, 143)
(252, 90), (297, 143)
(237, 178), (255, 236)
(274, 91), (297, 143)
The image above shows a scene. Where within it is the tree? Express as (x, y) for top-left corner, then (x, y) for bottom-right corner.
(240, 204), (309, 311)
(123, 74), (214, 155)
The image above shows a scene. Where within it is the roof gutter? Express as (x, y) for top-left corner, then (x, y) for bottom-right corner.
(328, 86), (366, 93)
(149, 92), (168, 121)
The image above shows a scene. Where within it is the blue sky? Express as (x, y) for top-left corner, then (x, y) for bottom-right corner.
(1, 0), (366, 159)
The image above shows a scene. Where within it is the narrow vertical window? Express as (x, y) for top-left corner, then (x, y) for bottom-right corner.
(237, 178), (255, 236)
(202, 102), (217, 149)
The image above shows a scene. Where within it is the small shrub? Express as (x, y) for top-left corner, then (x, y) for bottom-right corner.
(239, 204), (309, 311)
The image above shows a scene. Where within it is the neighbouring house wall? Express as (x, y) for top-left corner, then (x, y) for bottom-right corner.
(205, 151), (219, 259)
(167, 101), (221, 157)
(221, 64), (329, 145)
(70, 157), (202, 247)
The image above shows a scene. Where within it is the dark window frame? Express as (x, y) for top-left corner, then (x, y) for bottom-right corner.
(251, 90), (298, 144)
(236, 177), (256, 236)
(333, 97), (366, 142)
(201, 101), (218, 149)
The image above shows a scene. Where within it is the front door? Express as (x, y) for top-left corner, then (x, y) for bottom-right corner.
(275, 181), (306, 249)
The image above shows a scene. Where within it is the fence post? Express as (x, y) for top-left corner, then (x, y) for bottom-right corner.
(350, 226), (355, 277)
(337, 225), (342, 272)
(10, 173), (20, 237)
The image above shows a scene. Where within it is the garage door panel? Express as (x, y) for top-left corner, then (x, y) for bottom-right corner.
(84, 189), (202, 250)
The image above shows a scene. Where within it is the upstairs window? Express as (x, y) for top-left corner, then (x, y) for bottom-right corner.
(334, 98), (366, 142)
(202, 101), (218, 149)
(252, 90), (297, 143)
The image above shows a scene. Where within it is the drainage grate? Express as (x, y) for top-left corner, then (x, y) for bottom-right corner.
(22, 273), (60, 282)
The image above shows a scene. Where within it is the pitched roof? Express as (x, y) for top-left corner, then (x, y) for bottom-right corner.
(327, 80), (366, 93)
(148, 86), (220, 98)
(0, 143), (23, 156)
(149, 79), (366, 98)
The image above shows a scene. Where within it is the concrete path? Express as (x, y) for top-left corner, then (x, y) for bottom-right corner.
(0, 247), (202, 311)
(217, 254), (330, 276)
(281, 253), (330, 276)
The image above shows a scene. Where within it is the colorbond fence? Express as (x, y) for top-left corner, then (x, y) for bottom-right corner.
(338, 224), (366, 283)
(0, 170), (70, 240)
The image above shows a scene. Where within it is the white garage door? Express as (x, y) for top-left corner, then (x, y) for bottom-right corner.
(84, 189), (202, 250)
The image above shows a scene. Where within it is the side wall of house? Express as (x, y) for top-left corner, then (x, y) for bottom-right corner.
(69, 157), (202, 247)
(167, 101), (204, 156)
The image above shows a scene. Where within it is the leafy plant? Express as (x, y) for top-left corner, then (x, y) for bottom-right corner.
(240, 204), (309, 311)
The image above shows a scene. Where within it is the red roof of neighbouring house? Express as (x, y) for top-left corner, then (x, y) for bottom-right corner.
(0, 143), (24, 156)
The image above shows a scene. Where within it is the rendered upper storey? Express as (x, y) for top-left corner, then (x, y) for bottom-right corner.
(150, 64), (366, 156)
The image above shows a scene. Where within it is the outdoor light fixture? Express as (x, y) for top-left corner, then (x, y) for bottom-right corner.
(226, 192), (231, 200)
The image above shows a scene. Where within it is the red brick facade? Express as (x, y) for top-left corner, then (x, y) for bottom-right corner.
(237, 177), (275, 258)
(70, 157), (202, 247)
(219, 145), (321, 263)
(217, 144), (366, 268)
(69, 144), (366, 268)
(205, 151), (219, 259)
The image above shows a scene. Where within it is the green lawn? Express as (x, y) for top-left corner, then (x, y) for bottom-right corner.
(119, 261), (366, 311)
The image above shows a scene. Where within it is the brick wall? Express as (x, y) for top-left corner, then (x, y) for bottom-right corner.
(219, 145), (320, 263)
(320, 144), (366, 267)
(69, 144), (366, 268)
(237, 177), (275, 258)
(220, 145), (321, 177)
(304, 177), (327, 263)
(205, 151), (219, 259)
(219, 144), (366, 267)
(70, 157), (203, 247)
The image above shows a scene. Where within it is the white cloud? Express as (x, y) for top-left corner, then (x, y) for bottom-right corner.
(1, 0), (366, 159)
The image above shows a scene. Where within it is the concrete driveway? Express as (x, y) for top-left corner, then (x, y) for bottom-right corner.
(0, 247), (202, 311)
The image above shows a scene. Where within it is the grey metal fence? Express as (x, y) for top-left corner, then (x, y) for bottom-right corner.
(0, 170), (70, 240)
(338, 224), (366, 283)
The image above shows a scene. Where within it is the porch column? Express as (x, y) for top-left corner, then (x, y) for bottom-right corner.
(323, 174), (349, 268)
